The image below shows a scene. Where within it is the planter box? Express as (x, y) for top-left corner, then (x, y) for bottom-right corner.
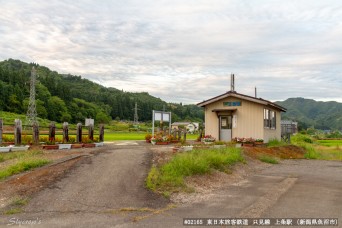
(11, 145), (30, 152)
(58, 144), (72, 150)
(182, 146), (193, 151)
(94, 142), (104, 147)
(255, 142), (264, 146)
(0, 147), (11, 153)
(83, 143), (96, 148)
(43, 145), (59, 150)
(242, 143), (254, 147)
(213, 145), (226, 149)
(172, 147), (180, 153)
(71, 144), (83, 149)
(1, 142), (15, 146)
(194, 146), (211, 149)
(156, 142), (169, 145)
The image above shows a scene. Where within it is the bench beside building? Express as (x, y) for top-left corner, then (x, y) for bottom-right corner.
(197, 91), (287, 143)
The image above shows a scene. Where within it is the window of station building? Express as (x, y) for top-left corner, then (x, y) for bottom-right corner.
(264, 109), (276, 129)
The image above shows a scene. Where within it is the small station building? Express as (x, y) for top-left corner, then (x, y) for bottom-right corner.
(197, 78), (286, 143)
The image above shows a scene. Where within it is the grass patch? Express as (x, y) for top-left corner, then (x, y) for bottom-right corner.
(0, 159), (51, 180)
(290, 134), (342, 160)
(12, 197), (29, 206)
(259, 155), (279, 164)
(0, 150), (44, 163)
(4, 208), (22, 215)
(146, 147), (244, 195)
(2, 197), (29, 215)
(267, 138), (287, 147)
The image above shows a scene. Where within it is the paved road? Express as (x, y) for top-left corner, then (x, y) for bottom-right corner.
(1, 142), (168, 227)
(1, 143), (341, 227)
(135, 159), (342, 228)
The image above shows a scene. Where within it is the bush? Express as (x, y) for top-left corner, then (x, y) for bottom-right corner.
(301, 143), (320, 159)
(292, 134), (320, 159)
(291, 134), (314, 144)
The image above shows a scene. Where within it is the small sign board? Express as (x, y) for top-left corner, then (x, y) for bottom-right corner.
(153, 111), (171, 122)
(152, 110), (171, 136)
(85, 118), (94, 126)
(223, 101), (241, 107)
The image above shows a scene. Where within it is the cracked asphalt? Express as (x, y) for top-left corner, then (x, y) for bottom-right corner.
(1, 143), (341, 228)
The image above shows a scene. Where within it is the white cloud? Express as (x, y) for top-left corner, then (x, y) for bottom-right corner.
(0, 0), (341, 104)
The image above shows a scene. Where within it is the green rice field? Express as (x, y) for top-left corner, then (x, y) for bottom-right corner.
(103, 131), (199, 141)
(2, 131), (199, 142)
(317, 139), (342, 147)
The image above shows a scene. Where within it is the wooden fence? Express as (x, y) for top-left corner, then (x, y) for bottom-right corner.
(0, 118), (104, 145)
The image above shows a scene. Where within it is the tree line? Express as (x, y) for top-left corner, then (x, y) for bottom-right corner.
(0, 59), (204, 124)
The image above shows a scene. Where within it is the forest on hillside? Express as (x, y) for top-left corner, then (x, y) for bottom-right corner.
(276, 98), (342, 130)
(0, 59), (204, 124)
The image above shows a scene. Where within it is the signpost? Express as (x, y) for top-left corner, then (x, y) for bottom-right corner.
(152, 110), (171, 136)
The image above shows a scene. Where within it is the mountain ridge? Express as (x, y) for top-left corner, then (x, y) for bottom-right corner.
(0, 59), (341, 130)
(276, 97), (342, 130)
(0, 59), (203, 124)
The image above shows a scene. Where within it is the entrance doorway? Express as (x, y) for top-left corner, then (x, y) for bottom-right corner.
(219, 116), (232, 141)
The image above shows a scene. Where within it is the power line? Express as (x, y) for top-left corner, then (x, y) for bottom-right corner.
(26, 66), (39, 127)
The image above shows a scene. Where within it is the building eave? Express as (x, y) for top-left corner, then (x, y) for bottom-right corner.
(197, 91), (287, 112)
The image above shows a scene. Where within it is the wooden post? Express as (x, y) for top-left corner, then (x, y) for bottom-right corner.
(88, 124), (94, 141)
(14, 119), (22, 145)
(177, 129), (182, 141)
(199, 129), (203, 142)
(32, 123), (39, 145)
(49, 122), (56, 142)
(172, 129), (177, 140)
(0, 118), (3, 145)
(183, 130), (187, 142)
(99, 124), (104, 142)
(76, 123), (82, 143)
(160, 120), (163, 132)
(63, 122), (69, 143)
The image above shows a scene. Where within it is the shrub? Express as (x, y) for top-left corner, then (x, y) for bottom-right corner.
(291, 134), (314, 144)
(145, 134), (152, 141)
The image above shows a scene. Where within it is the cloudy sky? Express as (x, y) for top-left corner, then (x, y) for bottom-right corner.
(1, 0), (342, 104)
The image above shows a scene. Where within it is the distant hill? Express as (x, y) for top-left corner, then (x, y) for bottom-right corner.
(0, 59), (204, 124)
(276, 98), (342, 130)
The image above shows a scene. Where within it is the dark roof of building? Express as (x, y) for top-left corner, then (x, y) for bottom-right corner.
(197, 91), (287, 112)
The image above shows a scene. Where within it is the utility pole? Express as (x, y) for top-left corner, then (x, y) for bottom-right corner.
(133, 102), (139, 125)
(26, 66), (39, 127)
